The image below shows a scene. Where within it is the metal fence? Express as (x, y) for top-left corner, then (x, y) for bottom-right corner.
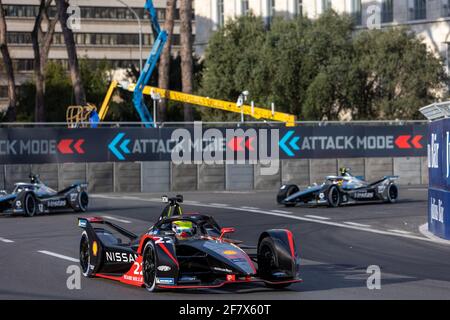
(0, 120), (429, 128)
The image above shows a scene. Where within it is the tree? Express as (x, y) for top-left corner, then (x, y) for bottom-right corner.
(179, 0), (194, 121)
(31, 0), (58, 121)
(352, 28), (448, 120)
(56, 0), (86, 106)
(158, 0), (177, 122)
(0, 0), (16, 121)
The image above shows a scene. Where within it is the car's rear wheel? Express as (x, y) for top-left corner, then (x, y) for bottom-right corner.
(80, 231), (93, 277)
(387, 184), (398, 203)
(24, 193), (37, 217)
(143, 241), (157, 292)
(76, 191), (89, 212)
(327, 185), (341, 208)
(258, 237), (292, 289)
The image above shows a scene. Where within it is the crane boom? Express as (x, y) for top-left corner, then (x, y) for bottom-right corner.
(133, 0), (167, 127)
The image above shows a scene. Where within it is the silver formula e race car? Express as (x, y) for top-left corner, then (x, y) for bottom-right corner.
(277, 168), (399, 207)
(0, 174), (88, 216)
(78, 195), (301, 291)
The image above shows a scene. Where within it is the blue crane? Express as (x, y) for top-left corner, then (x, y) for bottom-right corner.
(132, 0), (168, 127)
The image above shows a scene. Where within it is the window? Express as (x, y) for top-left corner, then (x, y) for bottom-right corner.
(241, 0), (249, 15)
(295, 0), (303, 17)
(442, 0), (450, 17)
(381, 0), (393, 23)
(408, 0), (427, 20)
(350, 0), (362, 25)
(317, 0), (331, 14)
(217, 0), (224, 27)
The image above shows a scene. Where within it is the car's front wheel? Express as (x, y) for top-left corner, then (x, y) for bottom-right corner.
(143, 241), (157, 292)
(24, 193), (37, 217)
(79, 231), (94, 277)
(258, 237), (292, 289)
(327, 185), (341, 208)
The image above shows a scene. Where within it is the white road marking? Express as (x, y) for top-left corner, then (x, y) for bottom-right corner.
(101, 215), (131, 224)
(93, 194), (435, 243)
(209, 203), (229, 207)
(305, 215), (330, 220)
(184, 200), (200, 204)
(344, 222), (372, 228)
(271, 210), (292, 214)
(388, 229), (412, 235)
(0, 237), (14, 243)
(38, 250), (79, 263)
(240, 206), (259, 210)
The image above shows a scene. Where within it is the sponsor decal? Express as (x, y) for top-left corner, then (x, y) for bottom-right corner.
(15, 200), (21, 208)
(213, 267), (233, 273)
(428, 133), (440, 169)
(223, 250), (238, 255)
(78, 219), (87, 228)
(92, 241), (98, 257)
(353, 192), (374, 199)
(156, 277), (175, 285)
(157, 265), (171, 272)
(105, 251), (139, 263)
(431, 197), (445, 223)
(46, 199), (67, 207)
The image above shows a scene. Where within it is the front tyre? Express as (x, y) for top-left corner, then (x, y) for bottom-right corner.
(258, 237), (292, 289)
(24, 193), (37, 217)
(80, 231), (94, 277)
(327, 185), (341, 208)
(277, 184), (299, 206)
(386, 184), (398, 203)
(143, 241), (157, 292)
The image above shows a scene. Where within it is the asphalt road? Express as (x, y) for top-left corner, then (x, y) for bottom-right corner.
(1, 187), (450, 300)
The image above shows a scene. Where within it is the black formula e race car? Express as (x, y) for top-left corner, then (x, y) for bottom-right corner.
(0, 174), (88, 216)
(78, 195), (301, 291)
(277, 168), (399, 207)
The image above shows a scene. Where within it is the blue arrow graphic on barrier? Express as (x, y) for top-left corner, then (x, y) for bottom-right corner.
(120, 139), (131, 155)
(279, 131), (300, 157)
(109, 133), (126, 160)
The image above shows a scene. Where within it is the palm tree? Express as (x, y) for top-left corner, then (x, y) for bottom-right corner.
(0, 0), (16, 121)
(180, 0), (194, 121)
(158, 0), (177, 122)
(56, 0), (86, 106)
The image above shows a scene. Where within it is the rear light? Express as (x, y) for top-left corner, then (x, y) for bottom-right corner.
(226, 274), (236, 281)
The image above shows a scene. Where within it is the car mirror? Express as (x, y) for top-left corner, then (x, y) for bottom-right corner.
(176, 194), (183, 203)
(161, 195), (169, 203)
(219, 227), (235, 241)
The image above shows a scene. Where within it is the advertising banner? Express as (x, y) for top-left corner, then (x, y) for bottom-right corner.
(0, 125), (427, 165)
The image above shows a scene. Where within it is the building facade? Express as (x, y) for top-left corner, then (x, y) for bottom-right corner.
(0, 0), (196, 111)
(195, 0), (450, 68)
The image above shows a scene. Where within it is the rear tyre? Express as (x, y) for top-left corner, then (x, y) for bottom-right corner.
(76, 191), (89, 212)
(327, 185), (341, 208)
(24, 193), (37, 217)
(143, 241), (157, 292)
(258, 237), (292, 289)
(386, 184), (398, 203)
(277, 185), (299, 206)
(80, 231), (94, 277)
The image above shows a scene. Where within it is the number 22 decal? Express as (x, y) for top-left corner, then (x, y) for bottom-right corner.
(133, 262), (142, 275)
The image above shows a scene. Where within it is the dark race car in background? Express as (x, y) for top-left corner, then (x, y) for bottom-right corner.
(78, 195), (301, 291)
(0, 174), (88, 216)
(277, 168), (399, 208)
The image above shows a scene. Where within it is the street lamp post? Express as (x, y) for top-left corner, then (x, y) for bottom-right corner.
(116, 0), (143, 71)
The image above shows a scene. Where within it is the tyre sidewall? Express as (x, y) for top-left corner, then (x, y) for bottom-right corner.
(24, 192), (37, 217)
(387, 184), (398, 203)
(328, 185), (341, 207)
(143, 241), (157, 292)
(80, 231), (93, 277)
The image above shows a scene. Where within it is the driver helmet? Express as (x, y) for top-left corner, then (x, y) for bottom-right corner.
(172, 220), (195, 239)
(339, 167), (350, 176)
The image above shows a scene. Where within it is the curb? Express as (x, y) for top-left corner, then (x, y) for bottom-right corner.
(419, 223), (450, 245)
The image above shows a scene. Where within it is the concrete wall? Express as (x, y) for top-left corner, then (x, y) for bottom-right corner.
(0, 157), (429, 193)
